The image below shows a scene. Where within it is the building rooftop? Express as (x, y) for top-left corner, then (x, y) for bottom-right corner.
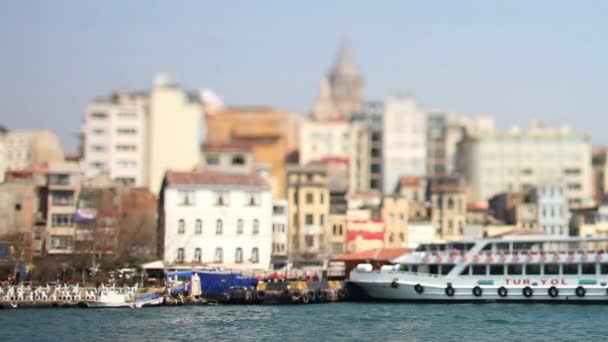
(201, 142), (253, 153)
(399, 175), (423, 187)
(165, 170), (268, 188)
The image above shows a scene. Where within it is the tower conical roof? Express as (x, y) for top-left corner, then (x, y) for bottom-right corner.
(330, 38), (361, 77)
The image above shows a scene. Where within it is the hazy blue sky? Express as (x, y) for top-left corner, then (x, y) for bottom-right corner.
(1, 1), (607, 151)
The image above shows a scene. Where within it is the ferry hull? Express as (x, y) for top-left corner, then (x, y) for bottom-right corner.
(350, 272), (608, 303)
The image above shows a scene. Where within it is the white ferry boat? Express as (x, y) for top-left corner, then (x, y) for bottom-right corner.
(349, 237), (608, 302)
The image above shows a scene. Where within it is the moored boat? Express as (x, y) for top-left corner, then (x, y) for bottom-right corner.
(349, 237), (608, 302)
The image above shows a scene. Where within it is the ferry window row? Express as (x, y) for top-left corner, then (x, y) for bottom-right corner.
(399, 263), (608, 276)
(459, 263), (608, 276)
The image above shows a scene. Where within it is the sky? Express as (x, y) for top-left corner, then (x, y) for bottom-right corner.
(1, 0), (607, 151)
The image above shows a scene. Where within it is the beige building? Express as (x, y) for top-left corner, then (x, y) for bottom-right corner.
(205, 106), (303, 198)
(4, 130), (64, 174)
(287, 164), (330, 264)
(456, 124), (592, 207)
(198, 143), (255, 174)
(429, 176), (467, 240)
(382, 195), (409, 248)
(45, 162), (82, 255)
(327, 213), (346, 256)
(515, 202), (538, 230)
(397, 176), (428, 220)
(148, 77), (201, 195)
(348, 122), (371, 194)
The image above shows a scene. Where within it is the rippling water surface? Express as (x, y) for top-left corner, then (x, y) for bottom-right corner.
(1, 303), (608, 341)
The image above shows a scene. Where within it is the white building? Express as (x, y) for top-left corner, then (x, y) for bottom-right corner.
(83, 73), (202, 194)
(456, 124), (592, 207)
(382, 94), (427, 193)
(299, 120), (350, 165)
(533, 183), (570, 236)
(160, 170), (272, 270)
(84, 92), (147, 186)
(271, 199), (288, 266)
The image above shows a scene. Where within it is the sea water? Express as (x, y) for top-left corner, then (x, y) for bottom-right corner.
(1, 303), (607, 341)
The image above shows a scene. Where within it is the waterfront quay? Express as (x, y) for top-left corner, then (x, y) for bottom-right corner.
(0, 277), (346, 309)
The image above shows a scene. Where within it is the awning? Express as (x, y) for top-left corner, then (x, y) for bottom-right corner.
(141, 260), (165, 270)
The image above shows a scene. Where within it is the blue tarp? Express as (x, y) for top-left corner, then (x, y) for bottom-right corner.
(166, 271), (258, 295)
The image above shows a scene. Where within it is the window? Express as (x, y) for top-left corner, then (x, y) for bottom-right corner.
(320, 193), (324, 204)
(507, 264), (523, 275)
(441, 264), (454, 275)
(90, 145), (106, 152)
(231, 155), (245, 166)
(214, 248), (223, 263)
(118, 112), (136, 118)
(48, 173), (71, 185)
(564, 168), (581, 175)
(389, 232), (394, 243)
(399, 232), (404, 242)
(51, 214), (74, 227)
(305, 214), (314, 225)
(235, 248), (243, 263)
(332, 225), (337, 235)
(460, 265), (470, 275)
(251, 247), (259, 263)
(582, 263), (596, 275)
(51, 191), (74, 206)
(115, 177), (135, 186)
(273, 205), (285, 215)
(544, 263), (559, 275)
(305, 235), (314, 247)
(194, 248), (201, 263)
(176, 248), (184, 262)
(306, 192), (314, 204)
(90, 161), (107, 169)
(195, 219), (202, 234)
(90, 112), (107, 119)
(252, 219), (259, 235)
(237, 219), (244, 234)
(447, 198), (454, 210)
(320, 215), (324, 225)
(178, 219), (185, 234)
(116, 160), (136, 168)
(489, 265), (504, 275)
(214, 191), (230, 206)
(526, 264), (541, 275)
(206, 155), (219, 166)
(176, 190), (195, 206)
(216, 219), (223, 235)
(116, 128), (137, 135)
(246, 192), (261, 206)
(91, 128), (106, 135)
(563, 263), (578, 275)
(472, 265), (486, 275)
(116, 144), (136, 151)
(601, 263), (608, 275)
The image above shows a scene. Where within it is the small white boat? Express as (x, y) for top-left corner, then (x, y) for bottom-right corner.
(85, 290), (134, 308)
(134, 294), (164, 308)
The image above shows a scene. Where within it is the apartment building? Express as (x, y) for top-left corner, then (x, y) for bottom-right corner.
(456, 124), (592, 207)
